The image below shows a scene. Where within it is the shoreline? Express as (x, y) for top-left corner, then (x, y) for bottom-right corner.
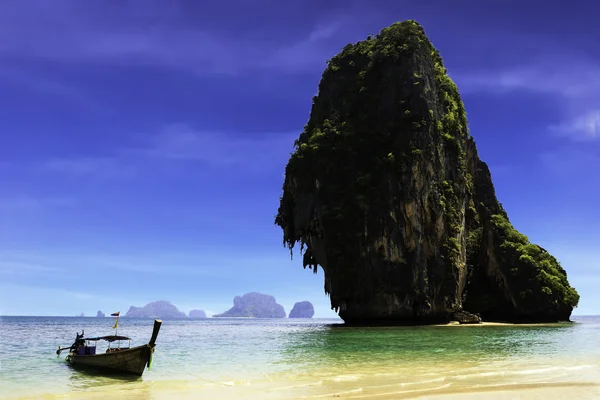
(9, 376), (600, 400)
(333, 320), (576, 328)
(433, 320), (575, 327)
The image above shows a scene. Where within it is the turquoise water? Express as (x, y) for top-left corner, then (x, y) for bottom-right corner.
(1, 316), (600, 399)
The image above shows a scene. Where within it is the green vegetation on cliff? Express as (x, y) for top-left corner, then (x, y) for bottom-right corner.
(275, 20), (578, 324)
(492, 215), (579, 305)
(464, 213), (579, 320)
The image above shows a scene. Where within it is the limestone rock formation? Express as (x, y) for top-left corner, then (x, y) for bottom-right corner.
(96, 310), (105, 318)
(213, 292), (286, 318)
(189, 309), (207, 319)
(125, 300), (187, 319)
(289, 301), (315, 318)
(275, 20), (579, 325)
(453, 310), (481, 324)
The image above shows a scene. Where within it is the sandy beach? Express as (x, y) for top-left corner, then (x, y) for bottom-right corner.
(12, 355), (599, 400)
(434, 321), (573, 327)
(22, 378), (599, 400)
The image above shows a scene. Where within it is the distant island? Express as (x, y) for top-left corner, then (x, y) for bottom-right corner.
(96, 310), (105, 318)
(289, 301), (315, 318)
(125, 300), (187, 319)
(188, 309), (207, 319)
(213, 292), (286, 318)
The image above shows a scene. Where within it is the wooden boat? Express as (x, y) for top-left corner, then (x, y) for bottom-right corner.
(57, 319), (162, 376)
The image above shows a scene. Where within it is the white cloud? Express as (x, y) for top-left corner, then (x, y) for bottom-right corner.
(127, 123), (296, 164)
(43, 157), (136, 178)
(308, 21), (343, 42)
(453, 57), (600, 142)
(0, 249), (287, 280)
(0, 283), (105, 315)
(0, 65), (107, 113)
(0, 260), (60, 275)
(538, 147), (599, 177)
(40, 123), (297, 178)
(0, 1), (347, 76)
(456, 59), (600, 99)
(0, 195), (75, 211)
(549, 110), (600, 141)
(264, 20), (347, 73)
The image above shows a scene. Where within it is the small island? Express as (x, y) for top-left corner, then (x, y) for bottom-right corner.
(213, 292), (286, 318)
(289, 301), (315, 318)
(125, 300), (187, 319)
(275, 20), (579, 325)
(188, 309), (207, 319)
(96, 310), (105, 318)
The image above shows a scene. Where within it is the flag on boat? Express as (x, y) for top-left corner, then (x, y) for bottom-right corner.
(111, 311), (120, 317)
(112, 319), (119, 329)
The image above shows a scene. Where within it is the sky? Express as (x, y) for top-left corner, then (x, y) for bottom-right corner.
(1, 0), (599, 318)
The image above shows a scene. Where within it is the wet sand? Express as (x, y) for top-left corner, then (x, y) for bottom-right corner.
(12, 362), (600, 400)
(420, 385), (600, 400)
(24, 381), (598, 400)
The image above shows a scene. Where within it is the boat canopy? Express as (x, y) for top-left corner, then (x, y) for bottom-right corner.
(82, 335), (131, 342)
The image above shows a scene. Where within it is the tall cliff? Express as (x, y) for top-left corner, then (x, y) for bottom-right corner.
(275, 20), (579, 324)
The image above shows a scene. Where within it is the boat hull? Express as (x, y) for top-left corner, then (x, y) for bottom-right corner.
(67, 344), (153, 376)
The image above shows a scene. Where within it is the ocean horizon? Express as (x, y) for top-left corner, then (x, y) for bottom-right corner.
(2, 315), (600, 399)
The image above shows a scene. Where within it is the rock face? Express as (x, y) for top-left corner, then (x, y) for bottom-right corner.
(275, 20), (579, 325)
(289, 301), (315, 318)
(189, 309), (207, 319)
(125, 300), (187, 319)
(213, 292), (286, 318)
(96, 310), (105, 318)
(453, 310), (481, 324)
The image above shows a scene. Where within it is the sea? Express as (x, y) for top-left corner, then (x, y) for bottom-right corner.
(1, 316), (600, 399)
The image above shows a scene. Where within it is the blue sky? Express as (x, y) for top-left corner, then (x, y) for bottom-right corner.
(1, 0), (599, 318)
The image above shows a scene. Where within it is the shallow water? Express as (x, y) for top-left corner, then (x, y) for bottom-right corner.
(1, 316), (599, 399)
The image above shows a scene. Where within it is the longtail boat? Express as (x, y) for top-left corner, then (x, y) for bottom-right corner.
(57, 318), (162, 376)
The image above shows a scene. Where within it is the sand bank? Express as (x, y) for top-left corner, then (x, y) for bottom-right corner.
(25, 381), (598, 400)
(12, 370), (600, 400)
(434, 321), (573, 327)
(417, 384), (600, 400)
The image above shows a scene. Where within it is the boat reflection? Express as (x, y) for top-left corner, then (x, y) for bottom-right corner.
(67, 368), (141, 390)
